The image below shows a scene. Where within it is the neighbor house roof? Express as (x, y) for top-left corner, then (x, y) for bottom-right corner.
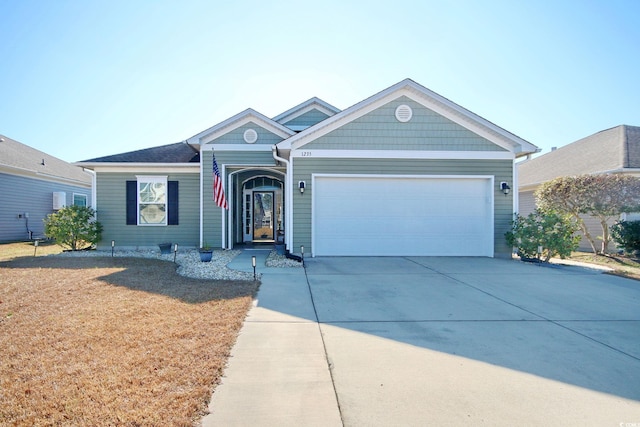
(518, 125), (640, 188)
(0, 134), (91, 186)
(78, 142), (200, 164)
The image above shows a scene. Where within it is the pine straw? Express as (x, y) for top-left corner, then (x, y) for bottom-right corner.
(0, 256), (259, 426)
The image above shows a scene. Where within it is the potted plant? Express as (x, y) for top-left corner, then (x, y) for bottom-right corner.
(199, 242), (213, 262)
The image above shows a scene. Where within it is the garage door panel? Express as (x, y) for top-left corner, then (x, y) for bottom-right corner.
(313, 176), (493, 257)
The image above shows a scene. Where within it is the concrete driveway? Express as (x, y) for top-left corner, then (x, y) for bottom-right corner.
(203, 254), (640, 426)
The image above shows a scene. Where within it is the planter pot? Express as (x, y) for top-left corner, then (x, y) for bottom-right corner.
(274, 244), (285, 255)
(159, 243), (172, 254)
(199, 250), (213, 262)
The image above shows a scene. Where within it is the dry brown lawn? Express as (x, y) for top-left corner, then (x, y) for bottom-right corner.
(0, 244), (258, 426)
(568, 251), (640, 281)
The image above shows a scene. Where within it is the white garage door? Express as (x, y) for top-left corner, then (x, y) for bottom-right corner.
(313, 175), (493, 256)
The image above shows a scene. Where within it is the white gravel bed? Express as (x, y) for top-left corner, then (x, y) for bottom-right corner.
(56, 248), (301, 280)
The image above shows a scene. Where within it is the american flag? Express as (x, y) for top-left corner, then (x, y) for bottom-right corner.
(213, 153), (228, 209)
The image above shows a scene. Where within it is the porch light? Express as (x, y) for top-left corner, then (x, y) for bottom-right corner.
(298, 181), (305, 194)
(500, 182), (511, 196)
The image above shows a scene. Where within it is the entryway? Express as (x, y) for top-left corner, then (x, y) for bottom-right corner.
(240, 175), (284, 244)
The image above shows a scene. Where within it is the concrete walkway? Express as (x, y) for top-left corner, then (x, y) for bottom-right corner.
(202, 250), (341, 426)
(202, 255), (640, 426)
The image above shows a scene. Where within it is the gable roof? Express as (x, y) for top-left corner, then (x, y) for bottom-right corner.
(277, 78), (538, 157)
(0, 134), (91, 186)
(186, 108), (295, 145)
(518, 125), (640, 188)
(78, 142), (200, 164)
(272, 97), (341, 125)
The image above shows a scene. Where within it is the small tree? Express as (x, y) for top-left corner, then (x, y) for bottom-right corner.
(611, 220), (640, 255)
(535, 174), (640, 254)
(505, 210), (581, 262)
(44, 205), (103, 251)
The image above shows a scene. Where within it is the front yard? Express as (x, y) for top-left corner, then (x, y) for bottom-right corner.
(565, 251), (640, 281)
(0, 243), (258, 426)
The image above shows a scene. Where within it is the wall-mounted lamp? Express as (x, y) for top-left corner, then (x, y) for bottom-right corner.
(500, 182), (511, 196)
(298, 181), (305, 194)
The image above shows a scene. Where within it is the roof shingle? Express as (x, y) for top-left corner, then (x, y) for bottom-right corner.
(80, 142), (200, 163)
(518, 125), (640, 187)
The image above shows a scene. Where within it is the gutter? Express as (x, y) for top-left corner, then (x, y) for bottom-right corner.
(272, 145), (292, 251)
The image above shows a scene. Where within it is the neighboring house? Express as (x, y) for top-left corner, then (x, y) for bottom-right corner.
(518, 125), (640, 251)
(0, 134), (93, 242)
(77, 78), (538, 258)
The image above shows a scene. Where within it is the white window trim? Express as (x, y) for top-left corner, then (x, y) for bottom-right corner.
(72, 193), (88, 207)
(136, 175), (168, 226)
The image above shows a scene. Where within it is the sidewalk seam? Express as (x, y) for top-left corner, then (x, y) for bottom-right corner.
(304, 263), (345, 427)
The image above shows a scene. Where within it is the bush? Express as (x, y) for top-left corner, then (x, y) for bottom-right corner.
(505, 210), (581, 262)
(44, 205), (103, 251)
(611, 220), (640, 255)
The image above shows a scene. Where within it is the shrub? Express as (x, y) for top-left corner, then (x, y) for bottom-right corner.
(610, 220), (640, 255)
(505, 210), (581, 262)
(44, 205), (103, 251)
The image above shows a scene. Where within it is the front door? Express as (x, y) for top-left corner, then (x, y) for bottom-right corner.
(252, 191), (274, 241)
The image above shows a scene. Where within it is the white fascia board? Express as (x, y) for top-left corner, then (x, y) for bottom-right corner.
(189, 109), (294, 145)
(273, 97), (341, 123)
(200, 144), (273, 152)
(291, 149), (514, 160)
(312, 173), (494, 180)
(86, 164), (200, 173)
(287, 79), (538, 155)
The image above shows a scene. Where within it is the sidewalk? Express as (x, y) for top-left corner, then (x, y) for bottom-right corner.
(201, 250), (342, 426)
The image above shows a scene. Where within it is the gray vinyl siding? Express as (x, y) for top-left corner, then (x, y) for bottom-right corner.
(282, 110), (330, 127)
(202, 150), (279, 248)
(291, 158), (514, 257)
(209, 122), (285, 145)
(95, 171), (199, 249)
(0, 172), (91, 242)
(304, 96), (506, 152)
(518, 190), (536, 216)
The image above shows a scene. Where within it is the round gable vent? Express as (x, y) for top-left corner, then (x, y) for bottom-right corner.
(395, 104), (413, 122)
(243, 129), (258, 144)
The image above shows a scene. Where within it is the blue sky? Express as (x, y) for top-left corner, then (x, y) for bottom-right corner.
(1, 0), (639, 162)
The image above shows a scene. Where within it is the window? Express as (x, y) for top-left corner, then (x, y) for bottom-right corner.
(126, 178), (178, 226)
(73, 193), (87, 207)
(137, 176), (167, 225)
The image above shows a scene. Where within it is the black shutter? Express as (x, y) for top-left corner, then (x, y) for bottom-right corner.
(168, 181), (179, 225)
(126, 181), (137, 225)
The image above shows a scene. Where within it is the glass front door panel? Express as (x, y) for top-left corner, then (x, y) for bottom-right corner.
(253, 192), (274, 241)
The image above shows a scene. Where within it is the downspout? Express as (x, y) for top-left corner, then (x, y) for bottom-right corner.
(272, 145), (291, 251)
(83, 168), (97, 212)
